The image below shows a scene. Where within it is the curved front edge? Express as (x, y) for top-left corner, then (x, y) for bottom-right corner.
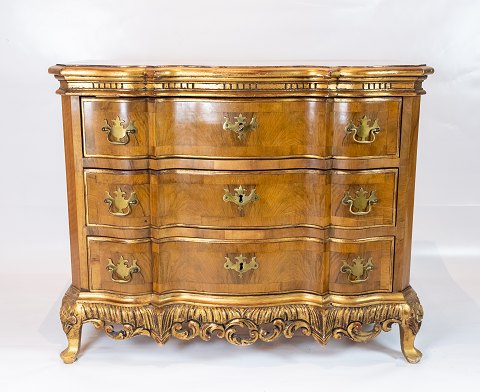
(60, 286), (84, 364)
(60, 286), (423, 363)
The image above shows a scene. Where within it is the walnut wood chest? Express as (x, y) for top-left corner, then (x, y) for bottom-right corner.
(49, 64), (433, 363)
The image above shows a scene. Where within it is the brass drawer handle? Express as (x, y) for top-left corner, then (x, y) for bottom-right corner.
(223, 185), (259, 215)
(106, 256), (140, 283)
(104, 187), (138, 216)
(345, 115), (380, 144)
(102, 116), (137, 144)
(342, 187), (377, 215)
(223, 113), (257, 140)
(340, 256), (373, 283)
(224, 254), (258, 277)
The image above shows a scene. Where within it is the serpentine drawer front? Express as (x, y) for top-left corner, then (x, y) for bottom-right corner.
(50, 64), (433, 364)
(84, 168), (397, 229)
(82, 98), (401, 159)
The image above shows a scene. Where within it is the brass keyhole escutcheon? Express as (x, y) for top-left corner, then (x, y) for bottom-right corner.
(223, 185), (259, 216)
(224, 254), (258, 277)
(223, 113), (257, 140)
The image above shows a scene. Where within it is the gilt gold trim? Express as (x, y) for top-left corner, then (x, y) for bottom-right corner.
(61, 285), (423, 364)
(82, 152), (401, 161)
(77, 289), (407, 307)
(86, 221), (397, 231)
(50, 65), (433, 97)
(86, 234), (394, 245)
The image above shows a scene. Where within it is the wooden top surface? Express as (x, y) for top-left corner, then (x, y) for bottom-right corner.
(49, 64), (433, 97)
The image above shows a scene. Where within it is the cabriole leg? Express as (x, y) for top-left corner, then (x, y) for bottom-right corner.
(60, 286), (83, 364)
(61, 322), (83, 364)
(399, 287), (424, 364)
(399, 321), (422, 363)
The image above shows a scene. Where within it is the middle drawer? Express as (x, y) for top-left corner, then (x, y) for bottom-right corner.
(85, 169), (397, 229)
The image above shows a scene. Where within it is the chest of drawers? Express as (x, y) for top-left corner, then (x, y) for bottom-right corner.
(49, 64), (433, 363)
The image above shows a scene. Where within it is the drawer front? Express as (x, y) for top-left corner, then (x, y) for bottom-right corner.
(153, 239), (324, 294)
(82, 98), (400, 159)
(331, 98), (401, 158)
(155, 99), (327, 158)
(83, 98), (150, 157)
(84, 169), (396, 229)
(85, 170), (150, 227)
(152, 170), (327, 228)
(331, 169), (397, 227)
(87, 238), (153, 294)
(86, 236), (393, 296)
(328, 237), (393, 294)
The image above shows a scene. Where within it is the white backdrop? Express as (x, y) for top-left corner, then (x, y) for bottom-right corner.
(0, 1), (479, 391)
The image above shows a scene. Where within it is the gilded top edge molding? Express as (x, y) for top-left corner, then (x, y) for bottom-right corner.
(48, 64), (433, 96)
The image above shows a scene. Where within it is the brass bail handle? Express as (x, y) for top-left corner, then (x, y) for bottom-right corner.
(342, 187), (377, 216)
(104, 187), (138, 216)
(345, 115), (380, 144)
(340, 256), (374, 283)
(106, 256), (141, 283)
(102, 116), (137, 145)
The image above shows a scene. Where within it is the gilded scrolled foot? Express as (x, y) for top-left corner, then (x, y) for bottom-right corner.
(60, 323), (83, 364)
(60, 286), (83, 364)
(399, 287), (424, 364)
(399, 322), (422, 363)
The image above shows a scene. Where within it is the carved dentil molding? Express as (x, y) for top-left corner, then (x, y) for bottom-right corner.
(49, 65), (433, 97)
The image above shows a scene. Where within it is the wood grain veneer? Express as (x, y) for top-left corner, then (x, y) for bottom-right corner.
(50, 64), (432, 364)
(84, 168), (397, 229)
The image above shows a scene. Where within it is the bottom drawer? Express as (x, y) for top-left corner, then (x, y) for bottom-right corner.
(153, 238), (324, 294)
(86, 236), (393, 295)
(328, 238), (393, 294)
(88, 238), (153, 294)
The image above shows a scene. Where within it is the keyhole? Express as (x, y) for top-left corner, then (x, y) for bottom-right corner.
(239, 262), (244, 271)
(238, 194), (243, 203)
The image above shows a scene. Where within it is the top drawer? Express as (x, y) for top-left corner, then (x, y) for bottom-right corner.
(83, 99), (150, 158)
(331, 98), (401, 158)
(81, 98), (401, 159)
(155, 99), (327, 158)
